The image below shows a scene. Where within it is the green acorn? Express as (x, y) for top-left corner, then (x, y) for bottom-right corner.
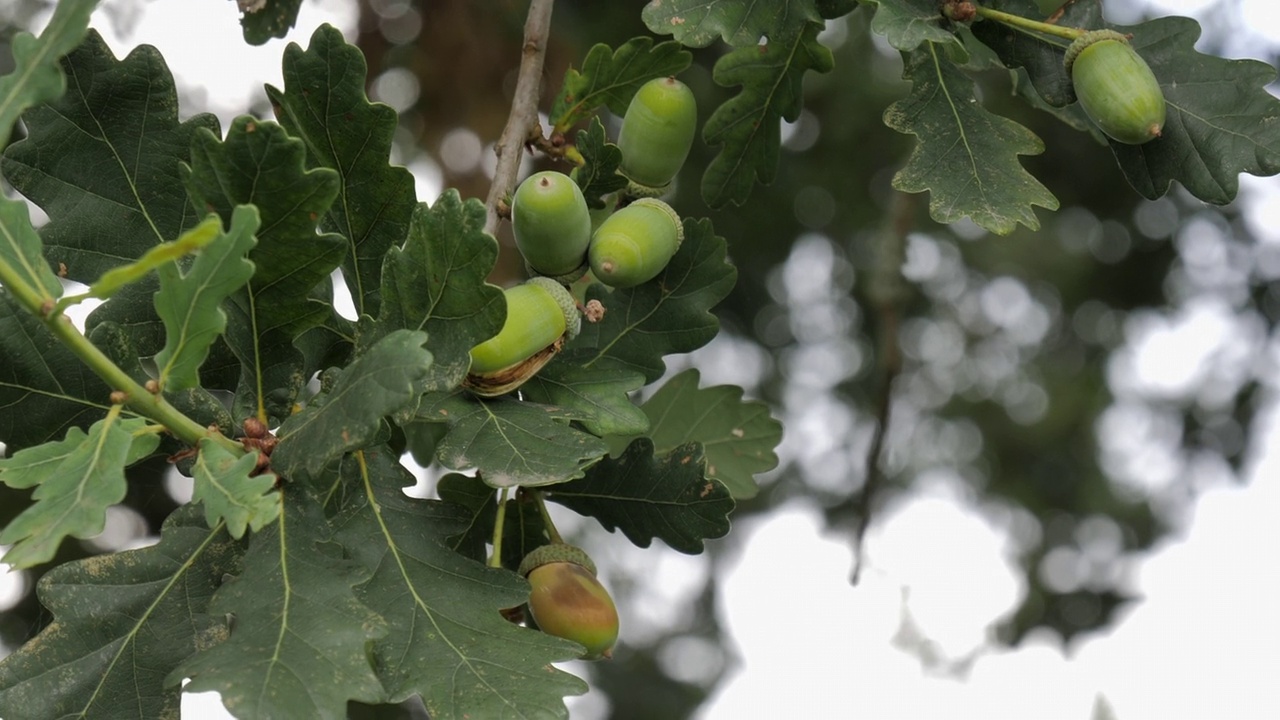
(519, 544), (618, 661)
(512, 170), (593, 282)
(588, 198), (683, 289)
(466, 277), (581, 397)
(618, 76), (697, 195)
(1066, 29), (1166, 145)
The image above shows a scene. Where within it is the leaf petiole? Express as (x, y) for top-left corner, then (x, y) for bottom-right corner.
(972, 3), (1086, 42)
(530, 489), (564, 544)
(489, 486), (510, 568)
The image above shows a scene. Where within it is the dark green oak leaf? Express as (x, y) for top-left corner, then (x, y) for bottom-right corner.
(573, 117), (629, 209)
(570, 217), (736, 383)
(967, 0), (1103, 108)
(239, 0), (304, 46)
(0, 289), (114, 453)
(1108, 17), (1280, 204)
(267, 24), (416, 318)
(884, 42), (1059, 233)
(173, 486), (387, 719)
(370, 190), (505, 393)
(546, 437), (733, 554)
(701, 22), (834, 207)
(550, 37), (691, 132)
(418, 391), (608, 488)
(273, 329), (432, 481)
(0, 505), (241, 720)
(0, 0), (96, 148)
(182, 115), (346, 423)
(519, 353), (650, 438)
(329, 450), (585, 718)
(1, 29), (218, 284)
(183, 116), (344, 338)
(0, 415), (160, 568)
(860, 0), (961, 51)
(642, 0), (821, 48)
(619, 368), (780, 499)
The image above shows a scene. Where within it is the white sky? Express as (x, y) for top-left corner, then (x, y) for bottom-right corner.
(4, 1), (1280, 719)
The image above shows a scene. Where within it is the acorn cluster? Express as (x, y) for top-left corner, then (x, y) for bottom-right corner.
(465, 76), (697, 398)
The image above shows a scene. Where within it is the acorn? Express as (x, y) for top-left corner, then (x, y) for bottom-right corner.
(512, 170), (592, 283)
(617, 76), (697, 196)
(1065, 29), (1166, 145)
(465, 277), (581, 397)
(518, 544), (619, 661)
(588, 198), (683, 289)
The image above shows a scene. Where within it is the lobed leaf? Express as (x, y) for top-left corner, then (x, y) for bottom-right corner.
(0, 0), (96, 148)
(571, 217), (736, 383)
(859, 0), (961, 51)
(273, 329), (432, 480)
(173, 486), (387, 719)
(182, 115), (346, 422)
(642, 0), (821, 48)
(629, 368), (781, 499)
(0, 289), (113, 453)
(884, 42), (1059, 234)
(419, 391), (609, 488)
(546, 437), (734, 554)
(0, 505), (242, 720)
(153, 208), (258, 391)
(329, 450), (586, 718)
(701, 22), (834, 208)
(1109, 17), (1280, 204)
(267, 24), (416, 318)
(239, 0), (304, 46)
(191, 438), (279, 539)
(370, 190), (505, 394)
(573, 118), (629, 209)
(550, 37), (692, 132)
(519, 353), (651, 438)
(1, 30), (218, 285)
(0, 415), (159, 568)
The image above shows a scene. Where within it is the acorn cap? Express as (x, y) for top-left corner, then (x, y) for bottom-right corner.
(526, 276), (582, 341)
(518, 543), (597, 577)
(622, 176), (672, 200)
(629, 197), (684, 248)
(1064, 29), (1130, 74)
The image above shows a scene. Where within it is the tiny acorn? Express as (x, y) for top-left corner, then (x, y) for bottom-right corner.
(588, 198), (683, 289)
(1065, 29), (1166, 145)
(512, 170), (592, 282)
(518, 544), (619, 661)
(618, 76), (697, 195)
(466, 277), (581, 397)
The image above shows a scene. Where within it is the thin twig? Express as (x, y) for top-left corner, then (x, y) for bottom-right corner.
(484, 0), (556, 237)
(851, 190), (914, 584)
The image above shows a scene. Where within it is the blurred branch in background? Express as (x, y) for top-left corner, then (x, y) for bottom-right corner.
(851, 189), (914, 583)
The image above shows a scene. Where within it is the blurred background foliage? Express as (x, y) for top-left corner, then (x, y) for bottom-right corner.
(3, 1), (1278, 718)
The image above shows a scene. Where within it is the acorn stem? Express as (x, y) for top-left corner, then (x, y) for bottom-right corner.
(973, 4), (1086, 41)
(531, 490), (564, 544)
(489, 486), (511, 569)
